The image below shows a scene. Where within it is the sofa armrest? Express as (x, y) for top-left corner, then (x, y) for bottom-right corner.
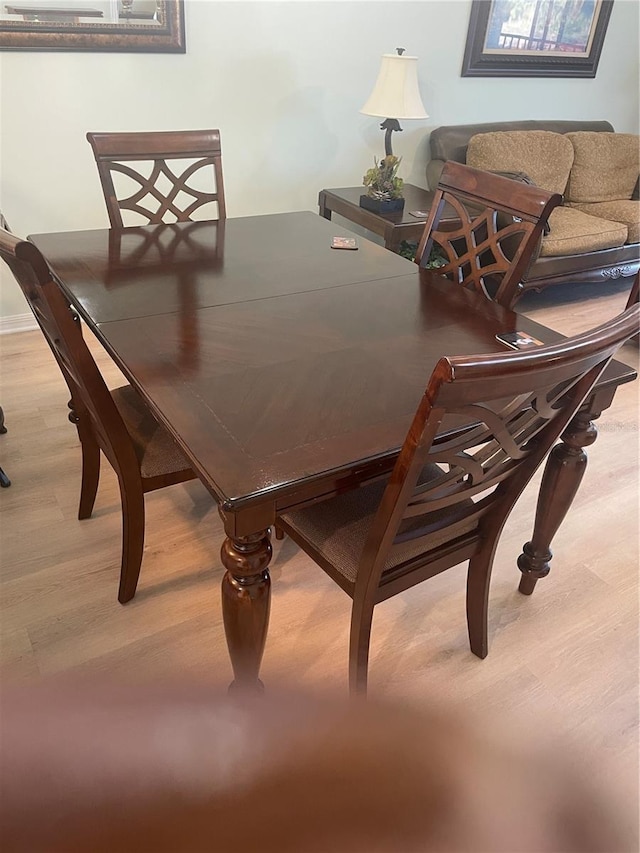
(426, 158), (446, 190)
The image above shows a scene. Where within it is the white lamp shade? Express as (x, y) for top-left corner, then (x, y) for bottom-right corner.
(360, 53), (428, 120)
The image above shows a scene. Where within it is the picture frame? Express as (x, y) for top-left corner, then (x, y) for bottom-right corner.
(461, 0), (614, 78)
(0, 0), (185, 52)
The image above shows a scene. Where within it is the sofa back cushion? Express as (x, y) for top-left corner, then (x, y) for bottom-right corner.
(565, 132), (640, 203)
(466, 131), (574, 196)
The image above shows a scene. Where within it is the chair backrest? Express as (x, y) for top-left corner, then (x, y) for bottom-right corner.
(86, 129), (226, 228)
(0, 228), (139, 476)
(355, 306), (639, 597)
(415, 161), (562, 308)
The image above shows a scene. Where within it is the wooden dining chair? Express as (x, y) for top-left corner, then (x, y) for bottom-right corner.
(86, 129), (226, 228)
(0, 213), (12, 488)
(415, 161), (562, 309)
(0, 406), (9, 488)
(277, 306), (639, 693)
(0, 228), (197, 603)
(625, 270), (639, 345)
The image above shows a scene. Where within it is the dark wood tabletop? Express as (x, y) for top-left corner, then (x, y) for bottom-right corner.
(31, 213), (416, 324)
(29, 211), (581, 508)
(29, 212), (636, 690)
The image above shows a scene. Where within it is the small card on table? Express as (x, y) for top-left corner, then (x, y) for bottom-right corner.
(495, 331), (545, 351)
(331, 236), (358, 250)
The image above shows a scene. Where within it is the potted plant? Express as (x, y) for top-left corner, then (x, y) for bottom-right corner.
(360, 154), (405, 214)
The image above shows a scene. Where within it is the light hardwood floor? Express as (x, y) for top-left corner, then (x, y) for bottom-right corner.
(0, 279), (638, 796)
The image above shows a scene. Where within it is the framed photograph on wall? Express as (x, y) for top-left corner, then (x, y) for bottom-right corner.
(461, 0), (614, 78)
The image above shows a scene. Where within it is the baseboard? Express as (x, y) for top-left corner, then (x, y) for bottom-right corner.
(0, 313), (38, 335)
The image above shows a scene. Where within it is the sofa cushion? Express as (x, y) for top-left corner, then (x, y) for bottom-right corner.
(565, 132), (640, 203)
(567, 200), (639, 244)
(466, 131), (574, 195)
(539, 207), (628, 257)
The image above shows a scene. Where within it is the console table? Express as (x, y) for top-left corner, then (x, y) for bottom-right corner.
(318, 184), (439, 253)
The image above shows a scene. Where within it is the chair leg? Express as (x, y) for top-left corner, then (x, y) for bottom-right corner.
(0, 408), (9, 487)
(117, 482), (145, 604)
(77, 435), (101, 520)
(466, 550), (496, 660)
(348, 601), (375, 695)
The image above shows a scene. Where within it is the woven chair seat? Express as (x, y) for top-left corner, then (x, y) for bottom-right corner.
(281, 464), (478, 585)
(112, 385), (190, 480)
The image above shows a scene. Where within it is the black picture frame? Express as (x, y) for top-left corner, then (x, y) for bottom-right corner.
(461, 0), (613, 78)
(0, 0), (185, 52)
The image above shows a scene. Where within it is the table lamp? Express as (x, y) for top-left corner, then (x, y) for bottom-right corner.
(360, 47), (429, 158)
(359, 48), (428, 214)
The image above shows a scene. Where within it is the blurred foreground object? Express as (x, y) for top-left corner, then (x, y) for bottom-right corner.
(0, 679), (636, 852)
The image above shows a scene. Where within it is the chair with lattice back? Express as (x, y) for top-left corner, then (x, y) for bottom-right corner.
(0, 405), (9, 488)
(86, 129), (226, 228)
(0, 227), (197, 602)
(626, 270), (639, 345)
(414, 161), (562, 309)
(0, 212), (11, 487)
(277, 305), (639, 693)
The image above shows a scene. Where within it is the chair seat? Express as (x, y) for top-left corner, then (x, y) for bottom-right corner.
(281, 464), (478, 585)
(112, 385), (190, 480)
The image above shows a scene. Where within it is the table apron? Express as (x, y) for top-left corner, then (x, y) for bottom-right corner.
(218, 380), (625, 540)
(219, 457), (396, 539)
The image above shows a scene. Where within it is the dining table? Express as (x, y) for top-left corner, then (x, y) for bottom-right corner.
(29, 211), (636, 691)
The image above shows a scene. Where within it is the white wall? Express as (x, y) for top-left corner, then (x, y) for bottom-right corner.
(1, 0), (639, 320)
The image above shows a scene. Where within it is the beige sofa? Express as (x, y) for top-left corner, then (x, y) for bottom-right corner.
(427, 120), (640, 302)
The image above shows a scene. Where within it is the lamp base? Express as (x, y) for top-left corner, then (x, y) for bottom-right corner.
(359, 194), (405, 215)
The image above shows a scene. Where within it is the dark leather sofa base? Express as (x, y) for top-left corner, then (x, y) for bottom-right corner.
(522, 243), (640, 293)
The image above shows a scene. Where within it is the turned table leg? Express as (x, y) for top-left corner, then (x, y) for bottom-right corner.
(517, 408), (599, 595)
(220, 528), (272, 692)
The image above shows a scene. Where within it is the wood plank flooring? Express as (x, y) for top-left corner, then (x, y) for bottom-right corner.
(0, 278), (638, 801)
